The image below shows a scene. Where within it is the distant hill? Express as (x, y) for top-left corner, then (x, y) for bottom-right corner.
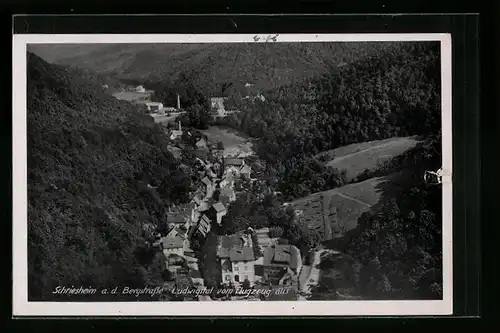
(27, 52), (194, 301)
(28, 42), (400, 96)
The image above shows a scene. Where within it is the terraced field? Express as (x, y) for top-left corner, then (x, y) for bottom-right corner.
(290, 175), (388, 240)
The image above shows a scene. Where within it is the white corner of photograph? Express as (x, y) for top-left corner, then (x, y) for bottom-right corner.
(13, 32), (453, 317)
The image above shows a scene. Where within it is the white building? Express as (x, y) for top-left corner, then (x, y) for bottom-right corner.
(201, 176), (214, 199)
(146, 102), (164, 113)
(170, 121), (183, 140)
(135, 85), (146, 93)
(211, 202), (227, 225)
(217, 234), (256, 287)
(161, 227), (189, 257)
(210, 97), (227, 117)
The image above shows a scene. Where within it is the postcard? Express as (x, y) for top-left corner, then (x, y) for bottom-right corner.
(12, 33), (452, 316)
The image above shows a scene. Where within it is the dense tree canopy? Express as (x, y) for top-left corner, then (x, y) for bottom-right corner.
(26, 39), (444, 301)
(217, 42), (440, 200)
(147, 80), (210, 110)
(30, 42), (401, 97)
(215, 42), (443, 300)
(345, 134), (443, 300)
(27, 52), (195, 301)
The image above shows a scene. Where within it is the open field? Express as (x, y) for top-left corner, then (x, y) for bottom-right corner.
(290, 175), (393, 240)
(201, 126), (254, 157)
(150, 112), (185, 124)
(112, 90), (151, 102)
(317, 136), (420, 181)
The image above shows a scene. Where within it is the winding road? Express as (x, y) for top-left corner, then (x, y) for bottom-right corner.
(299, 249), (341, 297)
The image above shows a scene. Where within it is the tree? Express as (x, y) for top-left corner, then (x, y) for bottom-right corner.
(286, 221), (321, 253)
(186, 103), (210, 129)
(309, 276), (338, 300)
(242, 279), (251, 289)
(26, 53), (199, 301)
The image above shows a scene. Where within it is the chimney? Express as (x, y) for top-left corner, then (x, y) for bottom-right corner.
(177, 94), (181, 109)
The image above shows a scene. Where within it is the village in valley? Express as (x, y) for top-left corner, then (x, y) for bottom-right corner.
(27, 42), (444, 304)
(112, 84), (306, 301)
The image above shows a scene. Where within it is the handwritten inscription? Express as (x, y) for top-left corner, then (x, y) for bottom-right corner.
(253, 34), (279, 42)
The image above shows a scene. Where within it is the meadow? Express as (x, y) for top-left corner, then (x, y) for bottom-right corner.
(318, 136), (421, 181)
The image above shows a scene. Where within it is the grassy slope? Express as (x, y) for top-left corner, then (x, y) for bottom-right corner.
(200, 126), (249, 146)
(28, 42), (399, 96)
(27, 52), (192, 300)
(317, 136), (421, 181)
(290, 171), (410, 240)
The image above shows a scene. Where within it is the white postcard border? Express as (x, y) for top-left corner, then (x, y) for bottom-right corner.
(12, 33), (453, 316)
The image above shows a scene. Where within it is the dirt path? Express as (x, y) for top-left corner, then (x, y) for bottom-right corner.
(321, 194), (332, 239)
(332, 192), (371, 208)
(327, 140), (399, 165)
(300, 249), (341, 297)
(298, 264), (312, 292)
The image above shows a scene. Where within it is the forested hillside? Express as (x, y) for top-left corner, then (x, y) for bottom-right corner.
(217, 41), (441, 200)
(29, 42), (400, 97)
(344, 133), (443, 300)
(27, 52), (195, 301)
(216, 41), (443, 299)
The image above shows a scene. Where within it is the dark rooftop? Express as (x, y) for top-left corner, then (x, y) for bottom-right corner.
(240, 165), (252, 173)
(166, 211), (188, 224)
(225, 158), (245, 166)
(212, 202), (226, 213)
(217, 234), (255, 262)
(263, 244), (300, 270)
(162, 234), (185, 249)
(229, 247), (255, 262)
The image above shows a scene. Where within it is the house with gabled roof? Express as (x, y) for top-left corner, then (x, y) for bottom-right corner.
(187, 213), (211, 240)
(201, 176), (214, 198)
(262, 244), (302, 285)
(166, 210), (189, 228)
(225, 158), (245, 167)
(196, 137), (208, 149)
(190, 187), (205, 206)
(239, 164), (252, 180)
(197, 214), (212, 237)
(161, 227), (189, 257)
(211, 201), (227, 225)
(223, 158), (252, 180)
(217, 233), (256, 287)
(174, 202), (198, 229)
(220, 186), (236, 203)
(219, 194), (231, 206)
(219, 173), (235, 189)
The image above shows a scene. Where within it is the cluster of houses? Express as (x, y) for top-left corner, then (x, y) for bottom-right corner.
(153, 119), (302, 296)
(151, 132), (258, 290)
(215, 227), (302, 297)
(146, 94), (182, 114)
(113, 84), (183, 116)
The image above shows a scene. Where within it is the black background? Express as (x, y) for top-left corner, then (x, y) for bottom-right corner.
(6, 0), (497, 330)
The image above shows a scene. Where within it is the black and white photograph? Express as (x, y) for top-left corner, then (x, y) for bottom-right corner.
(13, 33), (452, 316)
